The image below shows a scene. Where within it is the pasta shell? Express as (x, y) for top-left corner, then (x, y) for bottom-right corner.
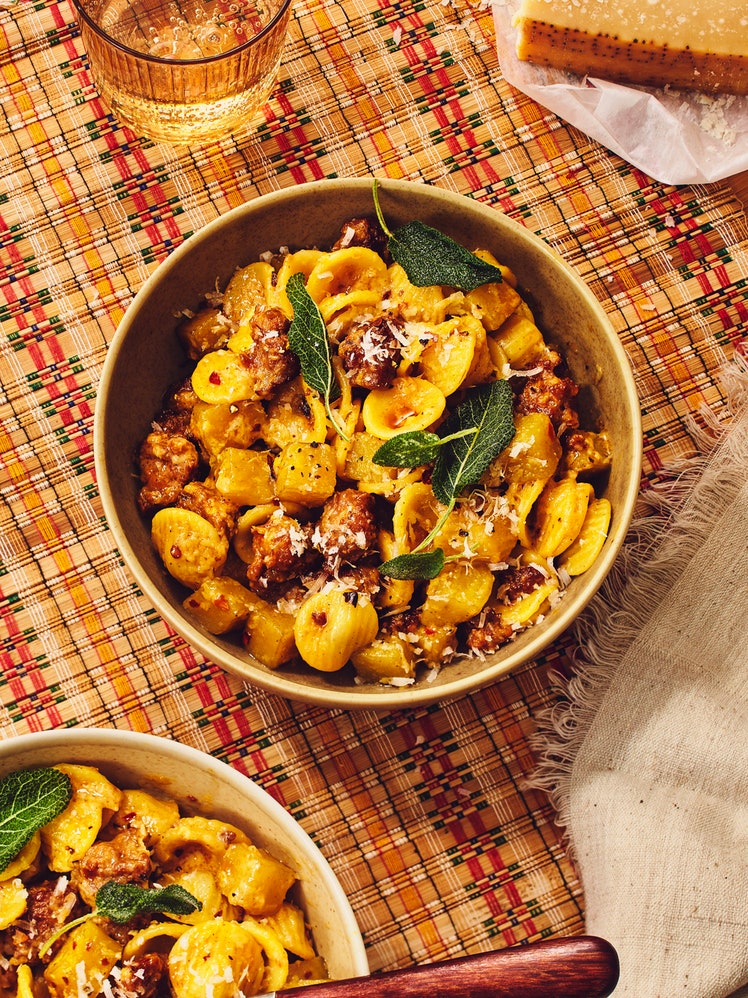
(294, 591), (379, 672)
(191, 349), (258, 405)
(362, 376), (446, 439)
(420, 562), (495, 627)
(419, 316), (477, 396)
(392, 483), (445, 553)
(304, 247), (387, 303)
(151, 508), (229, 590)
(558, 497), (611, 576)
(41, 765), (122, 872)
(533, 478), (594, 559)
(223, 262), (275, 324)
(168, 920), (264, 998)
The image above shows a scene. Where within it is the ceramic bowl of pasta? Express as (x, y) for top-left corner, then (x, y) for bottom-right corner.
(95, 178), (642, 708)
(0, 728), (368, 997)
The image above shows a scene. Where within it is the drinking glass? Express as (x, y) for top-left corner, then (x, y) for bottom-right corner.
(71, 0), (292, 144)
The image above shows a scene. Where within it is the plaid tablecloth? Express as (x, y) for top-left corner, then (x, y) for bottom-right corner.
(1, 0), (747, 975)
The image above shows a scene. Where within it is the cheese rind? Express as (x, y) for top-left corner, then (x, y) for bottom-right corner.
(514, 0), (748, 94)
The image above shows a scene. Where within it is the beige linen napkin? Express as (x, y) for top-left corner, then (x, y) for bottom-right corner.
(532, 356), (748, 996)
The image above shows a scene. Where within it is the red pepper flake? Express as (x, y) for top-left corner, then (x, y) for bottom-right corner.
(209, 371), (222, 385)
(312, 611), (327, 626)
(170, 545), (182, 559)
(214, 596), (230, 610)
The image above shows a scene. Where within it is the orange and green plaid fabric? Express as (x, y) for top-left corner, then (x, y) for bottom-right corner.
(1, 0), (746, 973)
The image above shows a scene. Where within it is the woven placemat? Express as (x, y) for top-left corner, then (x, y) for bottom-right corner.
(1, 0), (746, 972)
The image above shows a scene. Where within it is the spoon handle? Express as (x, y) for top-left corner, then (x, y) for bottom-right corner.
(272, 936), (619, 998)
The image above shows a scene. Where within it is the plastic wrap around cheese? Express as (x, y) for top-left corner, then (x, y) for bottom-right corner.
(514, 0), (748, 95)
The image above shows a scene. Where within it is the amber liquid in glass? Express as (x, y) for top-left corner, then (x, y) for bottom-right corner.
(78, 0), (290, 143)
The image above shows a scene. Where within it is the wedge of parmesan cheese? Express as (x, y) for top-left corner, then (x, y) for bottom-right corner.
(514, 0), (748, 94)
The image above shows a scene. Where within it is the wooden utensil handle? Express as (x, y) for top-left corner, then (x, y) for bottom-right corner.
(278, 936), (619, 998)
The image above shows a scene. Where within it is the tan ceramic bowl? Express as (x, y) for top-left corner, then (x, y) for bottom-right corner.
(0, 728), (368, 982)
(94, 178), (642, 709)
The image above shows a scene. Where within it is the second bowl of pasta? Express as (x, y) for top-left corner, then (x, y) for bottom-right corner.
(95, 178), (642, 708)
(0, 728), (368, 998)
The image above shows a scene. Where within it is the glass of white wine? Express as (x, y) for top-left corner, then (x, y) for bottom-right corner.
(71, 0), (292, 144)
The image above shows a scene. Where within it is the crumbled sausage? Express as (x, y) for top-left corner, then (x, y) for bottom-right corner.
(338, 316), (403, 390)
(561, 429), (612, 476)
(332, 216), (389, 258)
(496, 564), (548, 605)
(164, 378), (200, 415)
(312, 490), (378, 566)
(137, 431), (199, 515)
(463, 608), (515, 654)
(176, 481), (238, 541)
(70, 830), (152, 908)
(245, 514), (318, 592)
(0, 964), (15, 995)
(114, 952), (169, 997)
(0, 880), (78, 964)
(237, 307), (299, 399)
(515, 348), (579, 430)
(463, 565), (548, 653)
(379, 609), (420, 640)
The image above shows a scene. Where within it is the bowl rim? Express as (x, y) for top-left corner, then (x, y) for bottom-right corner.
(0, 727), (369, 976)
(94, 177), (643, 709)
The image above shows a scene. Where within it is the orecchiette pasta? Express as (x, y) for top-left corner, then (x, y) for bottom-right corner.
(136, 213), (613, 687)
(0, 765), (327, 998)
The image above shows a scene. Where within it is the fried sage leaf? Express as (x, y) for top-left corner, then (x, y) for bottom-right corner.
(0, 767), (72, 873)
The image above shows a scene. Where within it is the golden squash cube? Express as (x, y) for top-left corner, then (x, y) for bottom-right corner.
(465, 269), (521, 332)
(273, 442), (337, 507)
(351, 635), (415, 684)
(190, 399), (264, 459)
(217, 842), (295, 916)
(44, 920), (121, 995)
(183, 577), (257, 634)
(262, 377), (327, 450)
(492, 311), (545, 368)
(486, 412), (562, 487)
(178, 307), (231, 360)
(244, 598), (297, 669)
(214, 448), (275, 506)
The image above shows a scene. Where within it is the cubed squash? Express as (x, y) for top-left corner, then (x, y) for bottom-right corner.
(217, 843), (295, 916)
(214, 448), (275, 506)
(273, 442), (337, 507)
(244, 598), (297, 669)
(183, 577), (257, 634)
